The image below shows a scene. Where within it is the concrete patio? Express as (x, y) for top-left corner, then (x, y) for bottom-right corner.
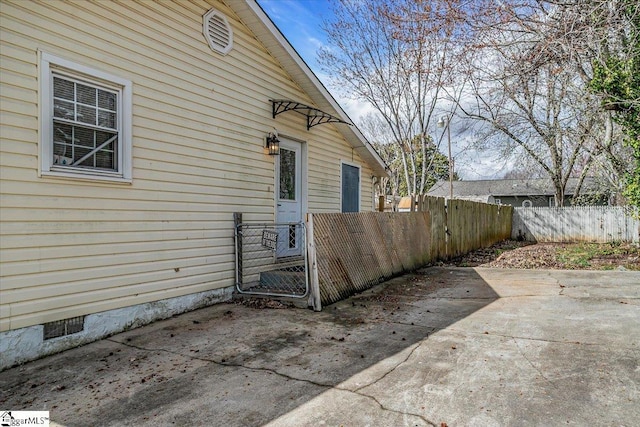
(1, 267), (638, 426)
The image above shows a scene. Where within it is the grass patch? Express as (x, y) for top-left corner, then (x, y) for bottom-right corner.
(556, 242), (640, 270)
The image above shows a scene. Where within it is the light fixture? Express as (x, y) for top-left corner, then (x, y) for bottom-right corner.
(265, 131), (280, 155)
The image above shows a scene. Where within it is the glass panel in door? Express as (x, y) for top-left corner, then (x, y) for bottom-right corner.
(276, 143), (302, 257)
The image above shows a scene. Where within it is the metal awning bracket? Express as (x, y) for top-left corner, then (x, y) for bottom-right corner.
(271, 99), (350, 130)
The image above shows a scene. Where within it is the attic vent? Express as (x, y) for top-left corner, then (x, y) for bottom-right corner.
(203, 8), (233, 55)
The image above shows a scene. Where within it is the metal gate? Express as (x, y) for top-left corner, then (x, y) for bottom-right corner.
(234, 221), (309, 298)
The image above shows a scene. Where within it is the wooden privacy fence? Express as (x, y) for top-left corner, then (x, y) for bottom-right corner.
(447, 199), (513, 257)
(512, 206), (640, 243)
(307, 197), (513, 308)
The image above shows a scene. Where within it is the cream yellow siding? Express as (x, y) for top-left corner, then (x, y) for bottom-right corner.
(0, 0), (377, 331)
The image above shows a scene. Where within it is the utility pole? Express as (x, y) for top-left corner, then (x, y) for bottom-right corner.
(438, 116), (453, 200)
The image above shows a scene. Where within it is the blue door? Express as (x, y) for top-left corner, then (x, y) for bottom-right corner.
(341, 163), (360, 213)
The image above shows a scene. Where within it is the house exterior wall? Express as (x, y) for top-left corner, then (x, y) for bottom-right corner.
(497, 195), (608, 207)
(0, 0), (375, 336)
(497, 195), (552, 208)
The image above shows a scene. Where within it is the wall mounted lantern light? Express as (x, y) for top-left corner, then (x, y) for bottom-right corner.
(265, 131), (280, 155)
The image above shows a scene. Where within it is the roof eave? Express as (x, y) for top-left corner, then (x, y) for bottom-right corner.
(232, 0), (388, 177)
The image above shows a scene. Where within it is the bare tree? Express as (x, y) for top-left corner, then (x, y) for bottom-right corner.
(457, 0), (635, 205)
(361, 112), (454, 200)
(358, 112), (400, 200)
(319, 0), (463, 196)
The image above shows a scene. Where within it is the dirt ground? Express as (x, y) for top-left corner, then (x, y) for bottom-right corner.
(438, 240), (640, 271)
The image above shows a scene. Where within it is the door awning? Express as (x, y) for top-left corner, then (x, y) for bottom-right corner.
(271, 99), (350, 130)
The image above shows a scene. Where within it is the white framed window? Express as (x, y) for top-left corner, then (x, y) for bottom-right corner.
(40, 52), (132, 182)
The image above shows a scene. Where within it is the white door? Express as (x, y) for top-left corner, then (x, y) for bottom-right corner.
(276, 139), (303, 257)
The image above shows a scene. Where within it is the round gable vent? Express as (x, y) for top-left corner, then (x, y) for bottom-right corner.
(203, 8), (233, 55)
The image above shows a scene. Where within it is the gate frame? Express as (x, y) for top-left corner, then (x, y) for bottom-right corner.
(234, 213), (310, 299)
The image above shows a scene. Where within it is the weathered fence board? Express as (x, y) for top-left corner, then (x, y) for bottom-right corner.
(311, 197), (513, 306)
(448, 200), (512, 257)
(512, 206), (640, 243)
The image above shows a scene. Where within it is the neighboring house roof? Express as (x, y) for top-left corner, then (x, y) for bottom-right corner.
(397, 194), (494, 210)
(397, 197), (412, 210)
(231, 1), (388, 176)
(427, 178), (599, 199)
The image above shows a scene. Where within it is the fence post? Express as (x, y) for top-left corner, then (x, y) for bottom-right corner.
(233, 212), (243, 290)
(444, 199), (451, 258)
(306, 213), (322, 311)
(378, 195), (385, 212)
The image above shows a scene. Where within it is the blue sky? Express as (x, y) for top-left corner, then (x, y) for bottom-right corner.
(256, 0), (378, 127)
(256, 1), (377, 131)
(256, 0), (332, 77)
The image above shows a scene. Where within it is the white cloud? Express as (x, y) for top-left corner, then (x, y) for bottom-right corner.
(307, 37), (326, 51)
(338, 98), (376, 123)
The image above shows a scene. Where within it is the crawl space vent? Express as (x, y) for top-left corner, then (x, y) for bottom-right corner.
(43, 316), (85, 340)
(203, 8), (233, 55)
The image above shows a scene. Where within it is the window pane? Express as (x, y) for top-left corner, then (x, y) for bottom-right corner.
(54, 99), (75, 120)
(77, 83), (96, 106)
(53, 123), (74, 165)
(77, 105), (97, 126)
(95, 131), (116, 169)
(98, 110), (116, 129)
(74, 127), (95, 148)
(279, 148), (296, 200)
(288, 225), (296, 249)
(53, 77), (74, 100)
(75, 146), (93, 167)
(95, 149), (115, 169)
(98, 90), (116, 110)
(54, 123), (74, 144)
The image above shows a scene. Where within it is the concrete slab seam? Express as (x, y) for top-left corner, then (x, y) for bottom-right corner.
(447, 329), (603, 347)
(341, 388), (437, 427)
(336, 341), (439, 425)
(351, 342), (423, 394)
(107, 336), (437, 425)
(512, 337), (557, 389)
(106, 338), (336, 389)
